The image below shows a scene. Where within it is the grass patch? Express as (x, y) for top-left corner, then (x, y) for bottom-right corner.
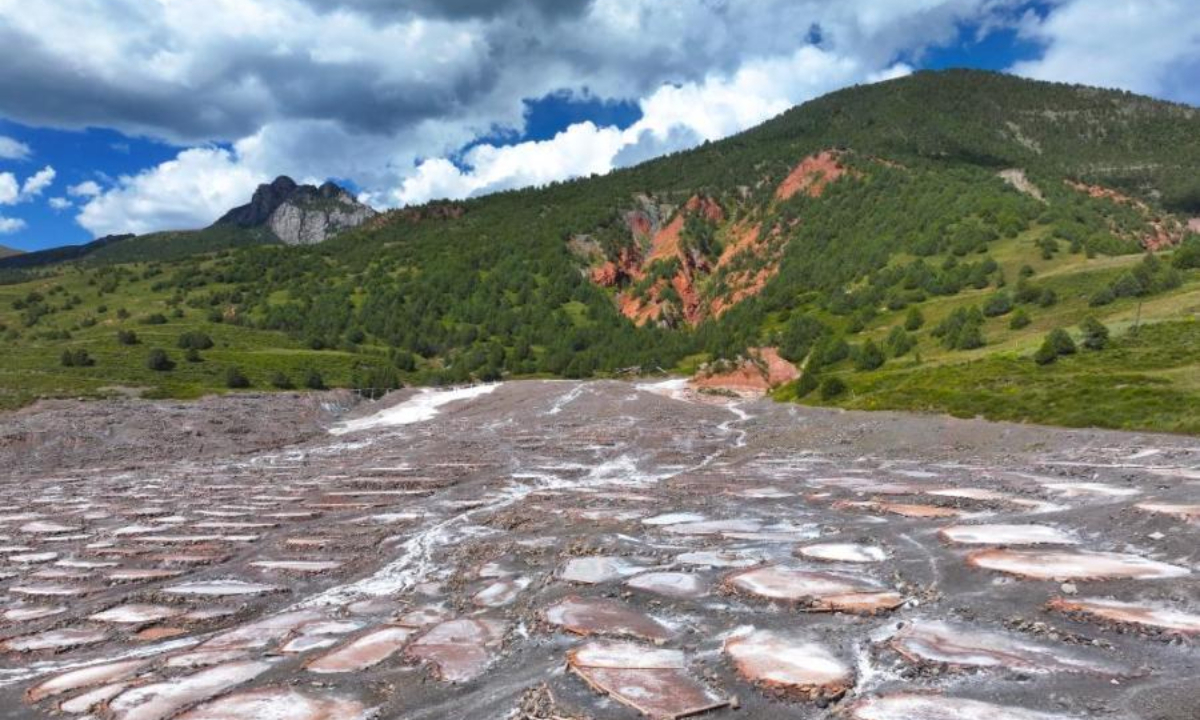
(801, 320), (1200, 435)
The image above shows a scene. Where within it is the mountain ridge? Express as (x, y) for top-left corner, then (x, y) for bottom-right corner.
(1, 69), (1198, 433)
(0, 177), (375, 270)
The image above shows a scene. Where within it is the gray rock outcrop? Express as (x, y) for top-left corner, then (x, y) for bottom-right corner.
(216, 177), (376, 245)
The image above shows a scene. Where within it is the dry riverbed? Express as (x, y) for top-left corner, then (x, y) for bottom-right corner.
(0, 379), (1196, 719)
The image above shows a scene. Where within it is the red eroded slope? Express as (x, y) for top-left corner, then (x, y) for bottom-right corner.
(775, 151), (848, 201)
(590, 246), (643, 287)
(690, 347), (799, 394)
(1066, 181), (1186, 250)
(615, 196), (724, 326)
(708, 222), (786, 318)
(592, 151), (860, 326)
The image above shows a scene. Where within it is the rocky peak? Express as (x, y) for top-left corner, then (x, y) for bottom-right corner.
(215, 176), (377, 245)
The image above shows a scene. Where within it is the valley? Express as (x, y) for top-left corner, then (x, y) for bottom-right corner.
(0, 381), (1196, 719)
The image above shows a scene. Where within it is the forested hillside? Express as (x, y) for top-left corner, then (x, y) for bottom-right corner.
(2, 70), (1198, 432)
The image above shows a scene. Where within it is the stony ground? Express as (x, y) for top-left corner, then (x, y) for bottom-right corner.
(0, 379), (1197, 720)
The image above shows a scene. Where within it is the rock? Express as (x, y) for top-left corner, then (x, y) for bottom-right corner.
(216, 177), (376, 245)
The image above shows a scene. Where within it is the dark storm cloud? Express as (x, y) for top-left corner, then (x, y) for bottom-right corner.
(0, 18), (503, 145)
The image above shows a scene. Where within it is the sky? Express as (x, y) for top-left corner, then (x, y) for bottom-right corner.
(0, 0), (1197, 251)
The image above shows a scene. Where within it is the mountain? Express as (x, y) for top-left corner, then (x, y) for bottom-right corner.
(1, 69), (1198, 433)
(0, 178), (375, 271)
(216, 176), (377, 245)
(0, 245), (21, 259)
(0, 233), (136, 269)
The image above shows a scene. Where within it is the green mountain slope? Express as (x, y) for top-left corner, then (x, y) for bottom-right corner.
(1, 69), (1198, 432)
(0, 226), (278, 271)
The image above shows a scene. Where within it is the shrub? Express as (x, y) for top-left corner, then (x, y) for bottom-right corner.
(779, 313), (830, 363)
(393, 350), (417, 372)
(1009, 308), (1031, 329)
(886, 326), (916, 357)
(1173, 235), (1200, 269)
(932, 306), (986, 350)
(854, 340), (885, 371)
(1089, 286), (1116, 307)
(1014, 279), (1041, 304)
(1034, 338), (1059, 365)
(792, 371), (820, 399)
(177, 331), (214, 350)
(116, 329), (140, 345)
(303, 369), (327, 390)
(1035, 328), (1077, 365)
(904, 307), (924, 331)
(811, 336), (850, 367)
(61, 349), (94, 367)
(146, 349), (175, 371)
(185, 347), (203, 362)
(820, 376), (848, 400)
(225, 367), (251, 389)
(1048, 328), (1077, 356)
(956, 323), (986, 350)
(983, 292), (1013, 317)
(1079, 317), (1110, 350)
(140, 313), (168, 325)
(353, 364), (402, 399)
(270, 371), (295, 389)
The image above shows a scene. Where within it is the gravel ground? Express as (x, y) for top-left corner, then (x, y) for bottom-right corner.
(0, 380), (1196, 720)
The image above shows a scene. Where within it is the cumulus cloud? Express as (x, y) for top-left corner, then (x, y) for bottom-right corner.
(0, 0), (1006, 147)
(78, 148), (263, 236)
(0, 135), (30, 160)
(0, 173), (17, 205)
(396, 47), (910, 204)
(0, 166), (55, 205)
(68, 181), (102, 198)
(1009, 0), (1200, 105)
(49, 0), (1199, 236)
(65, 0), (981, 233)
(48, 197), (72, 211)
(20, 166), (55, 198)
(0, 216), (25, 234)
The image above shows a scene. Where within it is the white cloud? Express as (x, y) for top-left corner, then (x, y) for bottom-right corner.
(0, 215), (25, 234)
(0, 173), (17, 205)
(67, 180), (102, 197)
(20, 165), (55, 198)
(48, 197), (72, 211)
(1010, 0), (1200, 105)
(77, 147), (263, 236)
(0, 135), (30, 160)
(0, 166), (55, 205)
(396, 47), (912, 205)
(396, 121), (627, 203)
(68, 0), (1192, 234)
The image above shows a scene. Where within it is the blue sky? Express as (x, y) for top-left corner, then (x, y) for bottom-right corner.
(1, 0), (1196, 252)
